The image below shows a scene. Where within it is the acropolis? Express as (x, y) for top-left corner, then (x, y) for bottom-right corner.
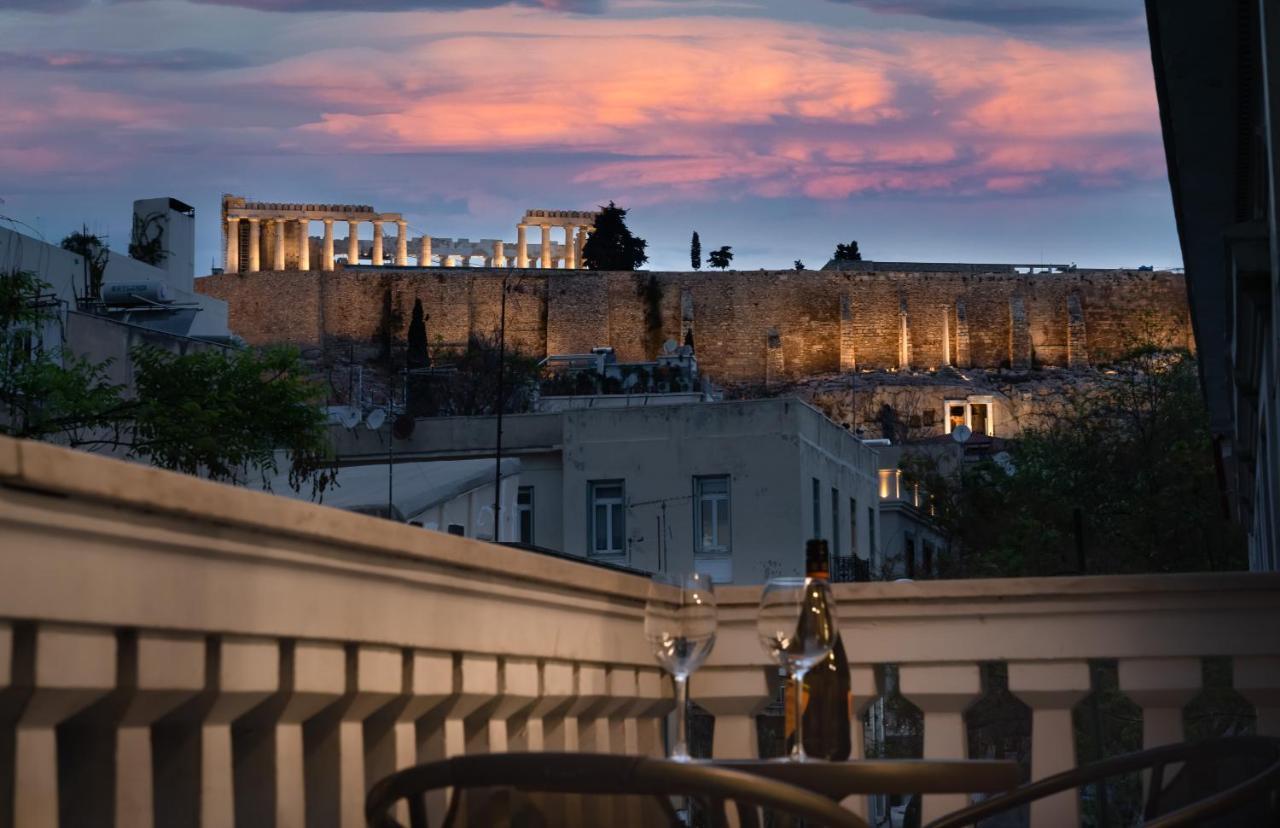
(221, 195), (599, 272)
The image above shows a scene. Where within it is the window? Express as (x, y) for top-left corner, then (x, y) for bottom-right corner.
(868, 505), (877, 564)
(590, 481), (625, 555)
(849, 498), (858, 558)
(943, 397), (996, 436)
(948, 404), (967, 431)
(923, 542), (935, 578)
(905, 535), (916, 579)
(830, 487), (840, 553)
(517, 486), (535, 545)
(694, 476), (731, 555)
(447, 524), (465, 537)
(970, 403), (989, 436)
(811, 478), (821, 538)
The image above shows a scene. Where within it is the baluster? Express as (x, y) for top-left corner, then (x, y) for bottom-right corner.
(305, 644), (402, 828)
(364, 650), (452, 826)
(195, 636), (278, 828)
(488, 657), (538, 753)
(604, 667), (637, 754)
(419, 654), (497, 760)
(845, 664), (878, 820)
(1235, 656), (1280, 736)
(633, 667), (670, 757)
(115, 632), (204, 828)
(233, 640), (344, 827)
(569, 665), (610, 752)
(13, 625), (115, 828)
(525, 660), (575, 751)
(1009, 660), (1091, 828)
(695, 667), (769, 759)
(1119, 658), (1201, 748)
(899, 663), (981, 825)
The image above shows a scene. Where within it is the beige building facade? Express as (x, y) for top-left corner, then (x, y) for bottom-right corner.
(332, 398), (880, 584)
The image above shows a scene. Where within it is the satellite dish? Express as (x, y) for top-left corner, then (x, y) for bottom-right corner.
(339, 407), (362, 429)
(952, 424), (972, 444)
(662, 339), (678, 354)
(392, 414), (416, 440)
(365, 408), (387, 431)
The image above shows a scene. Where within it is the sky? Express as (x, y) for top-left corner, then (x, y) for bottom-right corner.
(0, 0), (1182, 273)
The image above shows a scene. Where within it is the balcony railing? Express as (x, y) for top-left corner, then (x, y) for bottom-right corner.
(1, 436), (1278, 827)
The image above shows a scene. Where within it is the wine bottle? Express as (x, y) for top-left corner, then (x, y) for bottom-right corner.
(784, 538), (852, 760)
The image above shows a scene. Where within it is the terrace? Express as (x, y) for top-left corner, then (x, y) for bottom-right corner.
(2, 436), (1277, 827)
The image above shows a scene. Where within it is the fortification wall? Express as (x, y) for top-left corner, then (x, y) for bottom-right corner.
(196, 267), (1193, 382)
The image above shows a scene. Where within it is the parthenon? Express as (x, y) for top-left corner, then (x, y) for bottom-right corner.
(221, 196), (599, 274)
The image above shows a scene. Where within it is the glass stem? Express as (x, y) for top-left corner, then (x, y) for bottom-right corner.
(790, 669), (808, 761)
(672, 674), (690, 760)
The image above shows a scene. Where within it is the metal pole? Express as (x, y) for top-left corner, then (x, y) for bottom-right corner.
(493, 274), (507, 540)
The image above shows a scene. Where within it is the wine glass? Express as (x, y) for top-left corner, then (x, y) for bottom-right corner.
(645, 572), (717, 762)
(757, 576), (838, 761)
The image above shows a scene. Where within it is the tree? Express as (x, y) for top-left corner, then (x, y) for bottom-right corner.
(59, 226), (110, 299)
(901, 345), (1246, 577)
(1, 269), (336, 497)
(794, 259), (805, 271)
(581, 201), (648, 271)
(833, 241), (862, 262)
(129, 211), (167, 266)
(408, 332), (539, 417)
(406, 298), (429, 369)
(708, 245), (733, 270)
(690, 231), (702, 270)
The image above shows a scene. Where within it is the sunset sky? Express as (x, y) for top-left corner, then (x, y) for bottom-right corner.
(0, 0), (1180, 272)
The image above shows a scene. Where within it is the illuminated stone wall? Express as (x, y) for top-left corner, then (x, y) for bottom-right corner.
(195, 267), (1193, 381)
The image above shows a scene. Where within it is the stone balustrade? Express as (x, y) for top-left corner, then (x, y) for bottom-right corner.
(1, 435), (1279, 828)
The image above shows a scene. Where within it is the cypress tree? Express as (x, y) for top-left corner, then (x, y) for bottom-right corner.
(691, 231), (702, 270)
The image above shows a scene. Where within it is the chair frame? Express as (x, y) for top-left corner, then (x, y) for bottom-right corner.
(366, 751), (870, 828)
(925, 736), (1280, 828)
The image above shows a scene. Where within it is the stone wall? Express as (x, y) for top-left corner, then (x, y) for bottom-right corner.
(196, 267), (1193, 382)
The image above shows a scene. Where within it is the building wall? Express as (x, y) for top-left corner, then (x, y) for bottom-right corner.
(196, 267), (1194, 383)
(556, 399), (879, 583)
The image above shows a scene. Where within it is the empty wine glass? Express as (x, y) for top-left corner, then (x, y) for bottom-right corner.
(645, 572), (717, 762)
(757, 576), (838, 761)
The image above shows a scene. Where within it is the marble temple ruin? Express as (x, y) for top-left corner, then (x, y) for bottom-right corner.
(221, 195), (599, 273)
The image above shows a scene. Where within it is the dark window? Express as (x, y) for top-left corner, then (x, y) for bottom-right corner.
(694, 476), (731, 554)
(812, 478), (821, 538)
(590, 480), (625, 555)
(905, 535), (916, 579)
(923, 542), (935, 578)
(447, 524), (465, 537)
(922, 409), (936, 427)
(971, 403), (989, 436)
(849, 497), (858, 558)
(517, 486), (534, 545)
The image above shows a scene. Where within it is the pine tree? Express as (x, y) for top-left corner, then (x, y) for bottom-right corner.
(833, 241), (862, 262)
(406, 298), (429, 368)
(708, 245), (734, 270)
(691, 231), (702, 270)
(582, 201), (648, 271)
(794, 259), (805, 271)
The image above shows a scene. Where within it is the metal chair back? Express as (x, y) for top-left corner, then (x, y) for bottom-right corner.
(366, 751), (869, 828)
(924, 736), (1280, 828)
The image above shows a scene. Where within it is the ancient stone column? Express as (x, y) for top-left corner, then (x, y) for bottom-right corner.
(493, 239), (507, 268)
(576, 226), (588, 268)
(517, 224), (529, 267)
(564, 225), (577, 269)
(322, 219), (334, 271)
(372, 220), (384, 267)
(225, 217), (239, 273)
(247, 218), (261, 272)
(297, 219), (310, 271)
(420, 235), (432, 267)
(395, 221), (408, 266)
(347, 219), (360, 265)
(540, 225), (552, 269)
(273, 220), (286, 271)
